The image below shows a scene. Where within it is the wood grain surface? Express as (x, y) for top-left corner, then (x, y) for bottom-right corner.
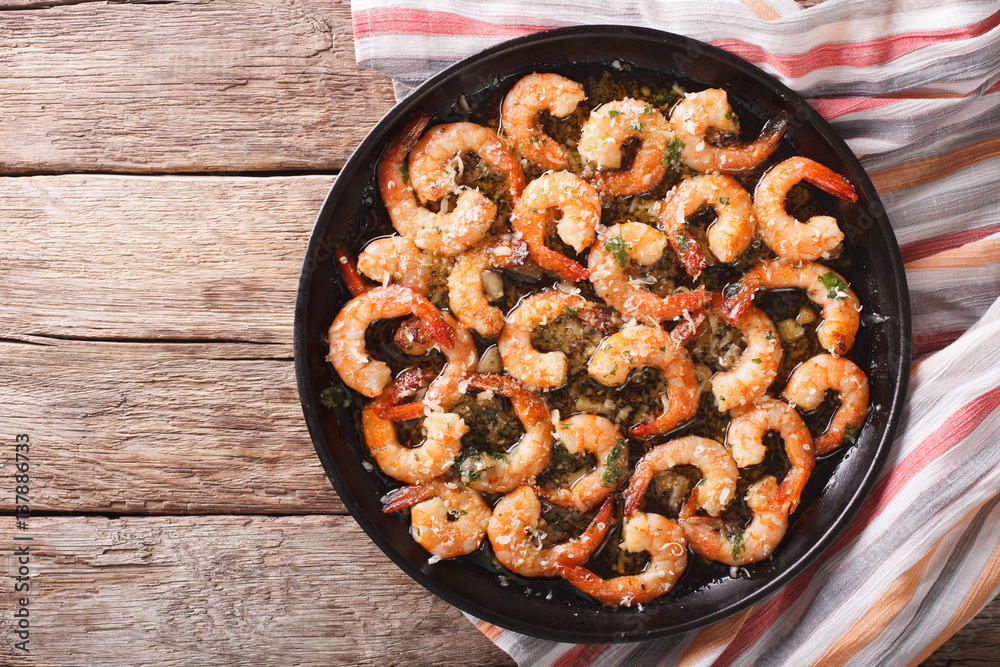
(0, 516), (513, 666)
(0, 0), (992, 664)
(0, 0), (394, 174)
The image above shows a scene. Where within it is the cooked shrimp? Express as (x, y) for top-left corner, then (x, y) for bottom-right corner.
(727, 398), (815, 513)
(458, 374), (554, 493)
(668, 88), (787, 174)
(498, 290), (610, 389)
(378, 113), (496, 256)
(578, 98), (672, 196)
(558, 512), (688, 607)
(739, 258), (861, 355)
(680, 475), (789, 566)
(754, 157), (858, 262)
(328, 285), (455, 398)
(501, 72), (586, 171)
(362, 369), (466, 483)
(536, 414), (628, 512)
(409, 121), (526, 205)
(447, 236), (529, 338)
(383, 477), (492, 559)
(624, 436), (738, 517)
(588, 324), (700, 438)
(357, 236), (432, 295)
(783, 353), (869, 456)
(659, 174), (754, 275)
(588, 222), (710, 326)
(511, 171), (601, 282)
(708, 299), (782, 411)
(488, 486), (613, 578)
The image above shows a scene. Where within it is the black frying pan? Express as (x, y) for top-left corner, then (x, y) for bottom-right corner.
(294, 25), (911, 643)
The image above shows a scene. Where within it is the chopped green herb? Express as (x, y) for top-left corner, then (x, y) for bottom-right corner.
(751, 358), (762, 364)
(601, 438), (628, 487)
(662, 138), (685, 169)
(603, 235), (632, 268)
(675, 232), (690, 252)
(319, 383), (352, 409)
(643, 104), (653, 114)
(731, 533), (746, 560)
(722, 281), (742, 298)
(399, 164), (409, 185)
(818, 272), (849, 299)
(564, 306), (581, 316)
(725, 109), (735, 121)
(718, 196), (731, 205)
(607, 109), (621, 118)
(629, 122), (646, 133)
(843, 424), (860, 444)
(765, 330), (775, 341)
(530, 135), (540, 143)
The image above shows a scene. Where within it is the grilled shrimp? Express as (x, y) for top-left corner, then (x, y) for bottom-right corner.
(498, 290), (611, 389)
(588, 324), (700, 438)
(727, 397), (816, 513)
(447, 235), (529, 338)
(624, 436), (739, 517)
(362, 369), (466, 484)
(668, 88), (786, 173)
(783, 353), (869, 456)
(739, 259), (861, 356)
(558, 512), (688, 608)
(501, 72), (586, 171)
(588, 222), (710, 326)
(680, 475), (789, 566)
(458, 374), (554, 494)
(487, 486), (613, 578)
(708, 300), (782, 411)
(328, 285), (454, 398)
(754, 157), (857, 262)
(356, 235), (433, 295)
(410, 121), (525, 204)
(659, 174), (755, 275)
(383, 477), (492, 559)
(378, 113), (499, 256)
(511, 170), (601, 282)
(536, 414), (628, 513)
(578, 98), (673, 196)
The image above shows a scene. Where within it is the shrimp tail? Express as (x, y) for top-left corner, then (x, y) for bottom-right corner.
(382, 484), (433, 513)
(717, 275), (761, 324)
(656, 285), (711, 322)
(671, 229), (708, 277)
(373, 401), (427, 422)
(755, 113), (788, 160)
(395, 285), (455, 350)
(385, 112), (432, 164)
(623, 467), (653, 516)
(803, 160), (858, 202)
(335, 242), (374, 297)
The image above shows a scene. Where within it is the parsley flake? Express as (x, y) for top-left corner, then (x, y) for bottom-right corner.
(818, 272), (849, 300)
(601, 438), (628, 487)
(319, 383), (352, 409)
(731, 533), (746, 560)
(607, 109), (621, 118)
(662, 138), (685, 169)
(564, 306), (581, 316)
(722, 281), (742, 298)
(843, 424), (860, 444)
(603, 235), (632, 268)
(718, 196), (731, 205)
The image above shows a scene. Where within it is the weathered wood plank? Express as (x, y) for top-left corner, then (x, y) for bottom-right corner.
(0, 0), (395, 174)
(0, 174), (332, 345)
(0, 338), (342, 513)
(0, 515), (515, 667)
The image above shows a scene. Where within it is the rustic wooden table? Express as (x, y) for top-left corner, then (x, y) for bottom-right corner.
(0, 1), (994, 665)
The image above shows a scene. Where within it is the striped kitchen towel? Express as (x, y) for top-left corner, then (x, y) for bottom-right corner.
(351, 0), (1000, 664)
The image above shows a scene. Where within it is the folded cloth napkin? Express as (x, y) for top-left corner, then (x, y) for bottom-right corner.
(350, 0), (1000, 663)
